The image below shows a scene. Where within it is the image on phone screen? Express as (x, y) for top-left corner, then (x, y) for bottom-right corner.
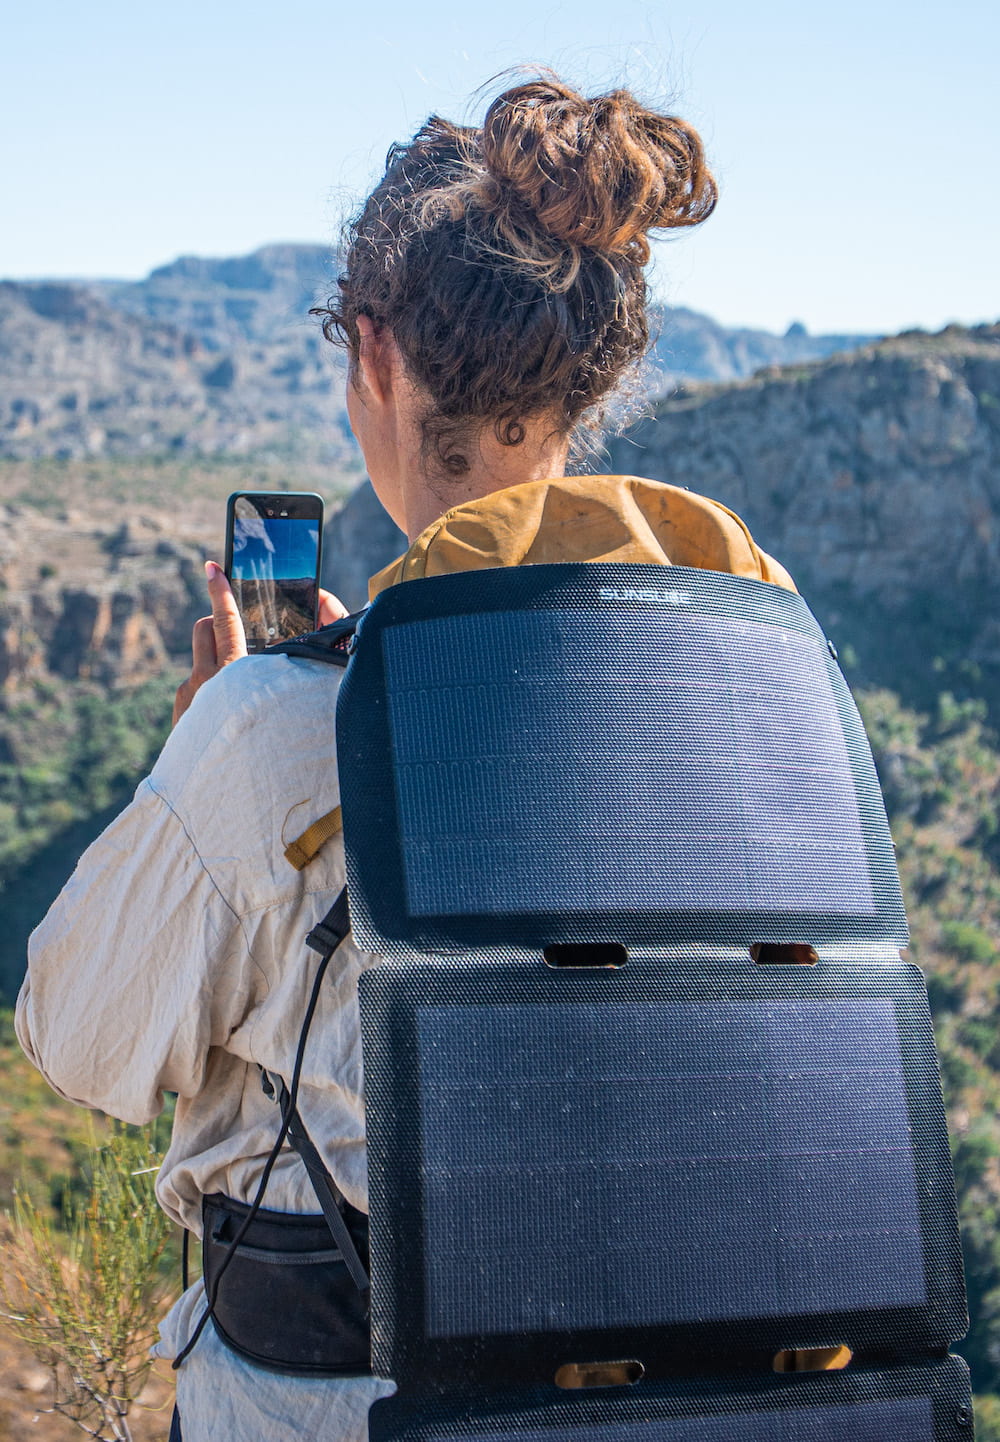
(228, 495), (322, 649)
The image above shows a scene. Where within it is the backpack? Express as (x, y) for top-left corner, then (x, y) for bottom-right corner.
(187, 562), (972, 1440)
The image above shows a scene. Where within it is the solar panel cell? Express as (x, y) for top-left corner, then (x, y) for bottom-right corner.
(417, 1000), (926, 1338)
(383, 610), (875, 920)
(338, 565), (907, 947)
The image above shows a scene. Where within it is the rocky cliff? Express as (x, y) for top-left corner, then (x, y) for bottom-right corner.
(607, 323), (1000, 711)
(0, 481), (396, 695)
(321, 480), (405, 611)
(5, 318), (997, 698)
(0, 504), (208, 692)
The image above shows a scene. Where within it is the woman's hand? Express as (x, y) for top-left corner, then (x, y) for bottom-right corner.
(172, 561), (349, 727)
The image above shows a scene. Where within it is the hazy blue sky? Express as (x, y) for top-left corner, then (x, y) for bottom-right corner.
(2, 0), (997, 333)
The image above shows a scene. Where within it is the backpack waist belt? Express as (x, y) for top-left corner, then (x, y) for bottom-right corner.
(201, 1192), (372, 1377)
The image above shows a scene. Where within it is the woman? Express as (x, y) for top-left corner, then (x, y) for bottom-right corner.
(17, 75), (793, 1440)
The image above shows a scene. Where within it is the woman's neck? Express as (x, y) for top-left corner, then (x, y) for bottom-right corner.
(347, 326), (571, 542)
(401, 427), (571, 541)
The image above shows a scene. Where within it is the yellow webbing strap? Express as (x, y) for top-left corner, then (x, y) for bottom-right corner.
(284, 806), (343, 872)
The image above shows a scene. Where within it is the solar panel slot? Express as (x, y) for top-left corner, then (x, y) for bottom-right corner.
(773, 1345), (853, 1373)
(543, 943), (628, 969)
(553, 1360), (645, 1389)
(750, 943), (819, 966)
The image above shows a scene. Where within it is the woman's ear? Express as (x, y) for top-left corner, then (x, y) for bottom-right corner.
(354, 314), (394, 408)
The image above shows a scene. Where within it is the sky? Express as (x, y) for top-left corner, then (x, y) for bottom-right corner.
(231, 517), (321, 581)
(2, 0), (997, 335)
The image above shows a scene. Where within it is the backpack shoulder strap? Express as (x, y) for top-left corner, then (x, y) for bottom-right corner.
(266, 610), (366, 667)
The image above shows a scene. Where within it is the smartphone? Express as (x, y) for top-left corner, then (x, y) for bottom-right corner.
(224, 492), (324, 652)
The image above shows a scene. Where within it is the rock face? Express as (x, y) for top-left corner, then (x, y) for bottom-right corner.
(0, 504), (207, 690)
(3, 259), (996, 705)
(606, 324), (1000, 705)
(322, 481), (406, 611)
(609, 326), (1000, 601)
(0, 485), (405, 696)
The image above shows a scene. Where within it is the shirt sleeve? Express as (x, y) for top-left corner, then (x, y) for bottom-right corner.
(16, 757), (261, 1125)
(15, 650), (342, 1126)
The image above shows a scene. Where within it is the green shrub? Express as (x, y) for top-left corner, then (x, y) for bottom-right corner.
(942, 921), (1000, 968)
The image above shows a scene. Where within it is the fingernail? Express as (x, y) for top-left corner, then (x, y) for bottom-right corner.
(205, 561), (222, 579)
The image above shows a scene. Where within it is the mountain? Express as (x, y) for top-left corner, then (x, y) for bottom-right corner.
(0, 249), (354, 464)
(647, 307), (876, 386)
(96, 242), (876, 377)
(0, 243), (877, 464)
(97, 242), (338, 350)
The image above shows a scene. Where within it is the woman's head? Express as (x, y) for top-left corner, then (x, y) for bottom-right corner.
(317, 73), (716, 503)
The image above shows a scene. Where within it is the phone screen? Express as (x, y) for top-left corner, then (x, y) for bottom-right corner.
(226, 493), (323, 650)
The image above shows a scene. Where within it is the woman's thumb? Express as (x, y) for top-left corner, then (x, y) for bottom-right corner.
(205, 561), (247, 665)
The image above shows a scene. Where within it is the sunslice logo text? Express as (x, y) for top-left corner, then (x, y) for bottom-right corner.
(598, 586), (691, 605)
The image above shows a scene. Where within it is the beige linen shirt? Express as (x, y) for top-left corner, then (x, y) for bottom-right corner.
(18, 651), (367, 1226)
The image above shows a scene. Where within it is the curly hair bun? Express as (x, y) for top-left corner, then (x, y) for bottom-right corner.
(481, 78), (717, 260)
(317, 71), (717, 474)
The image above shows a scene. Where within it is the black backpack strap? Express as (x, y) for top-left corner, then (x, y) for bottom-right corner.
(259, 888), (372, 1301)
(261, 1071), (371, 1302)
(266, 610), (366, 667)
(263, 623), (373, 1295)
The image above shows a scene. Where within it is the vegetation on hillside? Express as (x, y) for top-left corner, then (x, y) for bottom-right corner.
(0, 678), (175, 878)
(0, 1017), (179, 1439)
(0, 452), (355, 519)
(858, 688), (1000, 1394)
(0, 676), (177, 1000)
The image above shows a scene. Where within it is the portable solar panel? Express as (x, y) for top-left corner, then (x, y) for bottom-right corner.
(336, 565), (906, 954)
(368, 1357), (974, 1442)
(359, 957), (965, 1392)
(328, 562), (966, 1435)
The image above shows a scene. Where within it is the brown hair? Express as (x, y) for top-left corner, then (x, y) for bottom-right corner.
(314, 74), (716, 475)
